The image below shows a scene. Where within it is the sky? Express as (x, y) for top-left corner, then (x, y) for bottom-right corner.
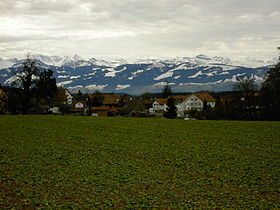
(0, 0), (280, 60)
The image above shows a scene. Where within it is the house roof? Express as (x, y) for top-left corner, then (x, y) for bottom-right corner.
(88, 93), (120, 105)
(220, 97), (236, 104)
(92, 107), (110, 111)
(109, 107), (121, 112)
(142, 99), (154, 105)
(120, 99), (147, 114)
(103, 94), (120, 105)
(194, 92), (216, 102)
(155, 98), (167, 105)
(168, 95), (190, 103)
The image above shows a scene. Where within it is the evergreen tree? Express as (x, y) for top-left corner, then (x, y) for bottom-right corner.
(91, 90), (104, 106)
(213, 96), (225, 120)
(202, 99), (211, 119)
(164, 97), (177, 119)
(161, 84), (172, 98)
(203, 99), (208, 112)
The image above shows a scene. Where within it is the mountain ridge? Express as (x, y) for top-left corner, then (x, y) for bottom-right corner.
(0, 54), (275, 94)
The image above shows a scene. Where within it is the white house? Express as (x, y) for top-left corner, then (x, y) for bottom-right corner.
(149, 98), (167, 114)
(74, 102), (85, 109)
(149, 92), (216, 117)
(193, 92), (216, 108)
(50, 88), (73, 114)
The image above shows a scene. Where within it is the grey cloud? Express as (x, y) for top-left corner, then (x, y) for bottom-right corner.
(29, 0), (74, 14)
(0, 35), (66, 42)
(0, 0), (279, 59)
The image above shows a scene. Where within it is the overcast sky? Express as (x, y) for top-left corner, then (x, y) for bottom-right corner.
(0, 0), (279, 60)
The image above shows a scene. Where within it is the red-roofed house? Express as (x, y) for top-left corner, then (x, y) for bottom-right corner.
(149, 98), (167, 114)
(149, 92), (216, 117)
(180, 92), (216, 111)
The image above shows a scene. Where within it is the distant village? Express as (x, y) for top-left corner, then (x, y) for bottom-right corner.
(51, 88), (217, 118)
(1, 55), (279, 121)
(0, 85), (243, 120)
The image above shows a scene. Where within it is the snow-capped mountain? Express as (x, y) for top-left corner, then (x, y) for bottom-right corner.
(0, 54), (275, 94)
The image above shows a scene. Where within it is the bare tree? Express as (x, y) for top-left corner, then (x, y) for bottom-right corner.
(13, 54), (39, 114)
(234, 76), (257, 120)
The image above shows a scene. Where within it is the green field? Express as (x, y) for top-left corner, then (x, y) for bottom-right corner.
(0, 116), (279, 208)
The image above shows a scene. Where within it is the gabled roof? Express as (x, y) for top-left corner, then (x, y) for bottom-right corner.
(120, 99), (146, 114)
(168, 95), (190, 103)
(154, 98), (167, 105)
(88, 93), (120, 105)
(103, 94), (120, 105)
(220, 97), (236, 104)
(194, 92), (216, 102)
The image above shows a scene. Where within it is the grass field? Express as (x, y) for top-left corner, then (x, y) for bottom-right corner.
(0, 115), (279, 208)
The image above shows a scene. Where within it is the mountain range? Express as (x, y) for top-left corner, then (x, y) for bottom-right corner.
(0, 54), (276, 94)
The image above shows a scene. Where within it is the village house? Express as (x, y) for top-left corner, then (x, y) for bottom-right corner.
(182, 92), (216, 110)
(149, 92), (216, 118)
(72, 98), (87, 114)
(149, 98), (167, 115)
(49, 88), (73, 114)
(91, 106), (111, 116)
(120, 99), (147, 117)
(88, 93), (122, 116)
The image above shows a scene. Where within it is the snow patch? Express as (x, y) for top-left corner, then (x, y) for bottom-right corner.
(104, 66), (127, 77)
(85, 84), (108, 91)
(154, 71), (173, 80)
(57, 80), (73, 87)
(57, 70), (67, 73)
(58, 75), (69, 79)
(4, 76), (17, 84)
(116, 84), (131, 90)
(70, 75), (81, 79)
(152, 82), (175, 87)
(188, 71), (203, 78)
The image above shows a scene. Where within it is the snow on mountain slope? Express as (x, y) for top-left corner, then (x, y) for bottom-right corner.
(0, 58), (18, 69)
(154, 71), (173, 80)
(116, 84), (131, 90)
(0, 54), (274, 94)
